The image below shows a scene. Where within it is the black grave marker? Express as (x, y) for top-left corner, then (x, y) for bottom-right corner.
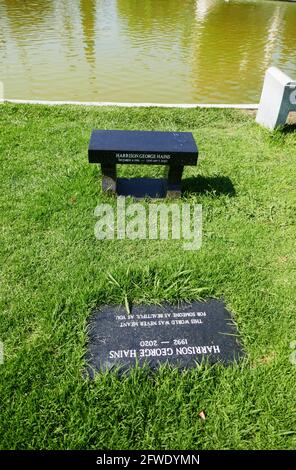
(86, 300), (244, 375)
(88, 130), (198, 198)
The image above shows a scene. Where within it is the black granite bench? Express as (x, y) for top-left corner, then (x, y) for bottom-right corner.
(88, 130), (198, 198)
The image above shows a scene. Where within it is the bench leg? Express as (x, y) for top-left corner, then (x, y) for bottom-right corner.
(166, 165), (183, 198)
(101, 163), (117, 194)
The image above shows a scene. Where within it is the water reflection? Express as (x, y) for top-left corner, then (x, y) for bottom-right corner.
(117, 0), (196, 33)
(1, 0), (53, 34)
(195, 0), (218, 22)
(189, 0), (296, 102)
(80, 0), (96, 65)
(0, 0), (295, 102)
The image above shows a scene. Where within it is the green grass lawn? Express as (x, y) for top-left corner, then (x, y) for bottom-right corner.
(0, 104), (296, 450)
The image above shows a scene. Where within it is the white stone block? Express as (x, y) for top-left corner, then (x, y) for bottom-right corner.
(256, 67), (296, 130)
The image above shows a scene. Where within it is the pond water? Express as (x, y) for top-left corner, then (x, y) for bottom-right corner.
(0, 0), (295, 103)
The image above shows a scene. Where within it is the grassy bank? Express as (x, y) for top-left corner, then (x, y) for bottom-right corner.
(0, 104), (296, 449)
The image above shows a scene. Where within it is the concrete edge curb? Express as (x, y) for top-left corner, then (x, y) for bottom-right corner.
(1, 99), (259, 110)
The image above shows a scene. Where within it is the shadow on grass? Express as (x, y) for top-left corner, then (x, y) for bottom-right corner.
(282, 124), (296, 134)
(182, 176), (235, 196)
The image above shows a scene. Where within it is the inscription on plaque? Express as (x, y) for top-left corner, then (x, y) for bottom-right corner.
(86, 300), (244, 375)
(115, 153), (171, 164)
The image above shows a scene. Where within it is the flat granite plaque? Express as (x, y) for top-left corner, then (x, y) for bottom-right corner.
(86, 300), (244, 375)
